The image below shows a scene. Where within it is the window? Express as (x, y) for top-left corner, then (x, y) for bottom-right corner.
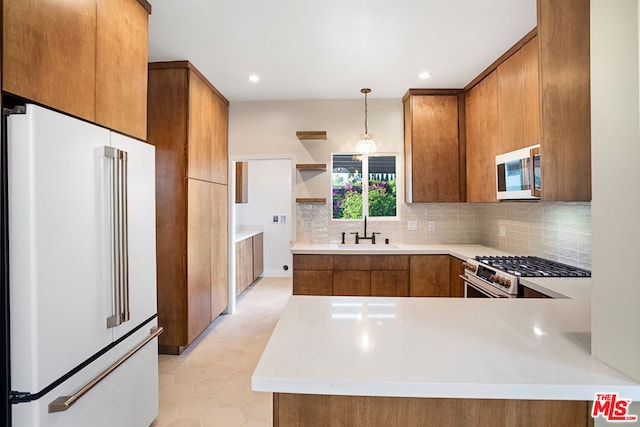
(331, 154), (396, 219)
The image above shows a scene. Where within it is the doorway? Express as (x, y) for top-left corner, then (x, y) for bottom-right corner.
(229, 157), (293, 312)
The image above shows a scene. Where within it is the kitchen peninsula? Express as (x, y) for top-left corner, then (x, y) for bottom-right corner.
(252, 245), (640, 426)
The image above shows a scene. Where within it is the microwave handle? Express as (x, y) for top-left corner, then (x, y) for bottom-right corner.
(530, 146), (541, 198)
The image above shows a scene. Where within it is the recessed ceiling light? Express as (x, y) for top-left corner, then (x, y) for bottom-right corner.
(248, 74), (260, 82)
(418, 71), (431, 80)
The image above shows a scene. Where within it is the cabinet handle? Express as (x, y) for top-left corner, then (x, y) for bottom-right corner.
(48, 326), (163, 413)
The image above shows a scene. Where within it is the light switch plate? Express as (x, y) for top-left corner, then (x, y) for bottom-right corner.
(499, 225), (507, 237)
(428, 221), (436, 231)
(407, 220), (418, 231)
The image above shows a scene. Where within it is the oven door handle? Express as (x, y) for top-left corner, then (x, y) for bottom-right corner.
(460, 275), (507, 298)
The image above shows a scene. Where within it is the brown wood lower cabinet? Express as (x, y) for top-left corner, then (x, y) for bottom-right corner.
(293, 254), (465, 297)
(449, 256), (465, 298)
(334, 271), (371, 296)
(236, 232), (264, 296)
(273, 393), (593, 427)
(409, 255), (451, 297)
(371, 271), (409, 297)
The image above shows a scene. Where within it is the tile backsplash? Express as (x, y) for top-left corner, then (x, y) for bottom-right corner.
(295, 201), (591, 270)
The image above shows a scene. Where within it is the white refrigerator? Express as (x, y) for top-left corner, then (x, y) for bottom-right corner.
(2, 104), (160, 426)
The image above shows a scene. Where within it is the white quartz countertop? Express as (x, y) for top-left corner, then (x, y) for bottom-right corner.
(290, 243), (510, 260)
(235, 227), (263, 242)
(252, 293), (640, 400)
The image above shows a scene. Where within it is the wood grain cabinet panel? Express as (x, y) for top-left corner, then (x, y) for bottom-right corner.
(293, 255), (333, 270)
(148, 61), (229, 354)
(210, 91), (229, 185)
(235, 237), (254, 296)
(252, 233), (264, 281)
(371, 271), (409, 297)
(95, 0), (149, 139)
(293, 270), (333, 296)
(497, 38), (540, 154)
(211, 183), (228, 319)
(409, 255), (451, 297)
(404, 93), (461, 203)
(372, 256), (409, 271)
(465, 71), (498, 203)
(538, 0), (591, 201)
(449, 257), (465, 298)
(334, 271), (371, 296)
(187, 179), (213, 344)
(2, 0), (97, 121)
(187, 73), (214, 181)
(333, 255), (371, 271)
(3, 0), (150, 138)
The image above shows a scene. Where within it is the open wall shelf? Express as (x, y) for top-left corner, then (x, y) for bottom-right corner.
(296, 163), (327, 171)
(295, 198), (327, 203)
(296, 131), (327, 141)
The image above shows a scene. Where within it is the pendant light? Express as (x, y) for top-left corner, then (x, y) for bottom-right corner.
(356, 88), (377, 154)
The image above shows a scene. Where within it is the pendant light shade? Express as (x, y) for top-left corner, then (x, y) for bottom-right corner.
(357, 88), (377, 154)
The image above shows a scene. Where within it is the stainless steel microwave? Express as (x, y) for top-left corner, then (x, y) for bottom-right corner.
(496, 144), (540, 200)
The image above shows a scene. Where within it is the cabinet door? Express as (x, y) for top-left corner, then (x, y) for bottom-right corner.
(188, 73), (214, 181)
(449, 257), (465, 298)
(497, 38), (540, 154)
(371, 271), (409, 297)
(211, 183), (228, 319)
(187, 179), (212, 343)
(211, 94), (229, 185)
(465, 71), (499, 203)
(3, 0), (96, 121)
(96, 0), (149, 139)
(406, 95), (460, 203)
(253, 233), (264, 281)
(293, 270), (333, 295)
(235, 238), (253, 296)
(409, 255), (451, 297)
(334, 271), (371, 296)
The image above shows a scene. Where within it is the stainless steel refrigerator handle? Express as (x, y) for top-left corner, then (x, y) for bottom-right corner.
(48, 326), (163, 413)
(105, 146), (122, 329)
(120, 151), (130, 323)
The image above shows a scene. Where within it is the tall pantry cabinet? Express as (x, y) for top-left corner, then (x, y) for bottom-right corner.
(148, 61), (229, 355)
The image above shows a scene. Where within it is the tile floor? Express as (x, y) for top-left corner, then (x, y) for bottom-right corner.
(151, 277), (292, 427)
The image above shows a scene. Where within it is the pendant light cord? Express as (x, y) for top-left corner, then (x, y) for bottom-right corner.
(364, 91), (368, 134)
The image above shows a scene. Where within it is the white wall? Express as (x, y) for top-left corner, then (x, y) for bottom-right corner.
(591, 0), (640, 382)
(235, 159), (293, 277)
(229, 98), (404, 201)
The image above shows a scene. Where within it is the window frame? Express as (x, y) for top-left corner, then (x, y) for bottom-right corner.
(330, 152), (398, 221)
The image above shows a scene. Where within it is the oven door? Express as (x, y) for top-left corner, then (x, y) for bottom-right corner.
(461, 275), (513, 298)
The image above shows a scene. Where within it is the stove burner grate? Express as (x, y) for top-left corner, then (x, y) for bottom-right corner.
(474, 256), (591, 278)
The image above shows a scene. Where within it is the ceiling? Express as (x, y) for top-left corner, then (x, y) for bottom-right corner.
(147, 0), (537, 102)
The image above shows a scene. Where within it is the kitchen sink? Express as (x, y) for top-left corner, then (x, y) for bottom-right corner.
(334, 244), (399, 250)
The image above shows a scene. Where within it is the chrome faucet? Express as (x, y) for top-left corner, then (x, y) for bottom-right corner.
(350, 216), (380, 244)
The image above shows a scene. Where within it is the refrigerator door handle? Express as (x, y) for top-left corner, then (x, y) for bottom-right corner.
(105, 146), (128, 328)
(120, 150), (130, 323)
(48, 326), (163, 413)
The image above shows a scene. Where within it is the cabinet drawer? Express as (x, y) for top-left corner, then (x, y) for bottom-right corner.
(293, 270), (333, 295)
(333, 271), (371, 296)
(293, 254), (333, 270)
(371, 271), (409, 297)
(371, 255), (409, 271)
(333, 255), (371, 271)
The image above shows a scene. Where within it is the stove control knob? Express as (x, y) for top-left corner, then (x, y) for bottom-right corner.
(490, 275), (499, 283)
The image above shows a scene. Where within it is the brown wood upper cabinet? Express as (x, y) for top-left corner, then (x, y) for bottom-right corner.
(3, 0), (151, 140)
(464, 0), (591, 202)
(465, 71), (498, 203)
(403, 91), (463, 203)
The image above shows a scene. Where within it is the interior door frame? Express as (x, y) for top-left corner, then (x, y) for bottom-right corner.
(226, 154), (295, 314)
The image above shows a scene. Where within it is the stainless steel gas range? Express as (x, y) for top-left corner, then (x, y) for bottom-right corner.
(461, 256), (591, 298)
